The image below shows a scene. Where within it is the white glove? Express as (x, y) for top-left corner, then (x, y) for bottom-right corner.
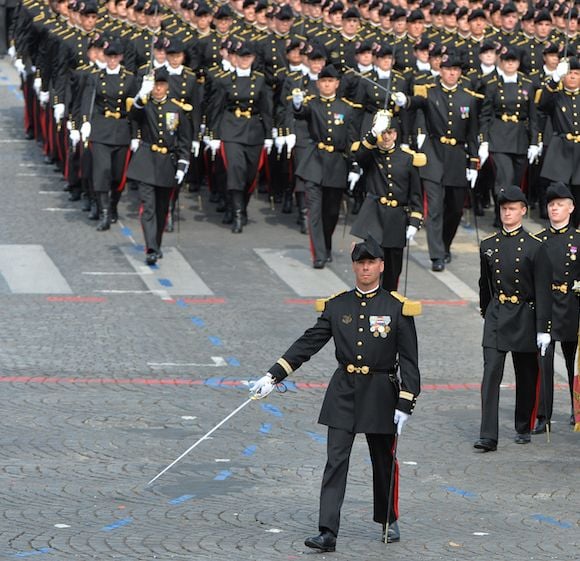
(264, 138), (274, 155)
(416, 133), (426, 149)
(286, 133), (297, 153)
(209, 139), (221, 156)
(394, 409), (410, 436)
(371, 112), (391, 137)
(292, 90), (304, 108)
(8, 45), (16, 61)
(466, 169), (478, 189)
(527, 144), (540, 164)
(33, 77), (42, 96)
(53, 103), (65, 124)
(69, 129), (80, 148)
(137, 76), (154, 100)
(202, 134), (211, 144)
(249, 373), (276, 400)
(80, 122), (91, 142)
(130, 138), (140, 152)
(191, 140), (200, 158)
(392, 91), (407, 107)
(536, 332), (551, 356)
(406, 225), (418, 241)
(347, 171), (361, 191)
(478, 142), (489, 166)
(274, 135), (286, 153)
(400, 143), (410, 151)
(175, 169), (185, 184)
(553, 59), (570, 82)
(14, 58), (26, 77)
(39, 90), (50, 107)
(537, 141), (543, 158)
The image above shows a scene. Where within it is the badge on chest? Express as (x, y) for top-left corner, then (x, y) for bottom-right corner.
(165, 112), (179, 132)
(370, 315), (391, 338)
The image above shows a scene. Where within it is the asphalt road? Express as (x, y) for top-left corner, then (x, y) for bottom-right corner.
(0, 58), (578, 561)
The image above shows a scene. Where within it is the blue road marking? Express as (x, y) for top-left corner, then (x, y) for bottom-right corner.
(260, 423), (272, 434)
(191, 317), (205, 327)
(306, 431), (327, 444)
(208, 336), (222, 346)
(227, 357), (240, 366)
(443, 486), (477, 499)
(101, 517), (133, 532)
(12, 549), (52, 558)
(531, 514), (572, 529)
(261, 403), (283, 417)
(158, 278), (173, 287)
(242, 445), (257, 456)
(120, 227), (133, 237)
(214, 470), (231, 481)
(168, 494), (196, 505)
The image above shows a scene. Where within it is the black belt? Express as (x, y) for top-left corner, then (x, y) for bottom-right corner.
(341, 363), (398, 378)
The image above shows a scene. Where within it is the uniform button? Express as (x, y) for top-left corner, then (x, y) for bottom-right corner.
(358, 327), (363, 332)
(359, 314), (365, 319)
(356, 355), (362, 360)
(357, 341), (363, 347)
(515, 279), (519, 283)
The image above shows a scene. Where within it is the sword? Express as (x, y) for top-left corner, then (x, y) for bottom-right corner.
(147, 397), (254, 486)
(384, 434), (398, 544)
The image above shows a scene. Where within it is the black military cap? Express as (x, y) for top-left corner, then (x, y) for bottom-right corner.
(285, 38), (303, 52)
(542, 42), (560, 55)
(153, 35), (169, 50)
(497, 185), (527, 206)
(214, 5), (233, 18)
(352, 235), (384, 261)
(255, 0), (268, 12)
(166, 37), (185, 53)
(79, 0), (99, 14)
(546, 182), (575, 203)
(370, 0), (383, 10)
(570, 57), (580, 71)
(125, 0), (135, 8)
(442, 3), (457, 15)
(429, 43), (443, 57)
(144, 0), (161, 15)
(154, 66), (170, 82)
(195, 2), (211, 16)
(456, 6), (469, 18)
(133, 0), (147, 12)
(343, 6), (360, 18)
(236, 41), (255, 56)
(500, 2), (517, 15)
(242, 0), (256, 7)
(378, 3), (392, 16)
(419, 0), (432, 7)
(319, 64), (340, 79)
(489, 2), (502, 15)
(430, 3), (443, 15)
(521, 8), (534, 21)
(440, 51), (463, 67)
(479, 40), (498, 54)
(306, 45), (328, 60)
(373, 43), (393, 57)
(329, 1), (344, 14)
(390, 6), (407, 19)
(534, 9), (552, 23)
(407, 8), (425, 21)
(275, 4), (294, 19)
(356, 40), (374, 54)
(499, 45), (520, 61)
(103, 39), (123, 56)
(414, 37), (431, 51)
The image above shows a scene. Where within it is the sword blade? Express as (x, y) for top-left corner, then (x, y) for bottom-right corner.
(147, 397), (254, 486)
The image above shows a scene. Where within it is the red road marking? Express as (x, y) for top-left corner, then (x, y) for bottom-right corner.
(46, 296), (107, 303)
(180, 298), (226, 304)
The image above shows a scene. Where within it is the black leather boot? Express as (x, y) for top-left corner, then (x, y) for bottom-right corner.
(88, 199), (99, 220)
(222, 192), (233, 224)
(96, 209), (110, 231)
(282, 190), (293, 214)
(232, 210), (243, 233)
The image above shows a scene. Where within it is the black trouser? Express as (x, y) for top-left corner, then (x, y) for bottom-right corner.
(319, 427), (397, 536)
(491, 152), (527, 223)
(381, 247), (404, 292)
(138, 182), (175, 253)
(91, 142), (128, 193)
(480, 347), (539, 441)
(536, 340), (577, 420)
(223, 141), (262, 193)
(304, 182), (344, 262)
(424, 180), (466, 259)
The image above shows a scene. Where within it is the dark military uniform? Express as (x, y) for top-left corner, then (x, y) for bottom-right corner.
(477, 211), (552, 445)
(351, 132), (423, 290)
(403, 78), (480, 266)
(293, 88), (363, 266)
(127, 88), (191, 261)
(533, 218), (580, 427)
(538, 78), (580, 226)
(268, 281), (420, 537)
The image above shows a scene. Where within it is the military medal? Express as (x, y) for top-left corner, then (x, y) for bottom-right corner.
(333, 113), (344, 125)
(369, 316), (391, 338)
(571, 246), (577, 261)
(165, 112), (179, 132)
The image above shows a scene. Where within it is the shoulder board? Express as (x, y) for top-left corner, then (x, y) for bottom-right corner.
(576, 229), (580, 234)
(122, 69), (134, 77)
(304, 94), (316, 103)
(400, 146), (427, 167)
(482, 232), (498, 241)
(314, 290), (347, 312)
(529, 233), (542, 242)
(171, 98), (193, 112)
(465, 88), (484, 100)
(534, 228), (547, 236)
(518, 73), (532, 84)
(341, 98), (363, 108)
(390, 291), (422, 316)
(33, 13), (45, 22)
(183, 67), (196, 76)
(487, 76), (498, 85)
(413, 84), (428, 98)
(253, 70), (265, 77)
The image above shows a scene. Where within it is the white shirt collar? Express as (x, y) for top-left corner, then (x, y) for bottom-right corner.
(236, 67), (251, 77)
(358, 63), (373, 73)
(356, 284), (380, 294)
(308, 72), (319, 81)
(481, 63), (495, 75)
(105, 65), (121, 75)
(375, 68), (390, 80)
(417, 60), (431, 72)
(498, 69), (517, 83)
(167, 64), (183, 75)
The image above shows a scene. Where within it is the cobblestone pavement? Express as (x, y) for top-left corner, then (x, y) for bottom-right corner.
(0, 59), (578, 561)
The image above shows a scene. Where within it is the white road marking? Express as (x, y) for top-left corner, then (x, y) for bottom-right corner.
(148, 357), (228, 368)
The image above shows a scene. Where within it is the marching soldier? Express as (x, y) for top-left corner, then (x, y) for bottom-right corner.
(537, 56), (580, 226)
(393, 52), (481, 272)
(292, 63), (363, 268)
(351, 110), (424, 291)
(532, 183), (580, 434)
(475, 186), (553, 452)
(80, 39), (138, 231)
(249, 235), (421, 550)
(126, 67), (191, 265)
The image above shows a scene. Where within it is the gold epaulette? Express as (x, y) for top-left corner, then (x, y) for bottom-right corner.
(33, 13), (45, 22)
(341, 98), (363, 108)
(465, 88), (484, 100)
(401, 145), (427, 167)
(390, 291), (422, 316)
(351, 141), (361, 152)
(487, 76), (498, 85)
(518, 73), (532, 84)
(126, 98), (134, 112)
(171, 98), (193, 112)
(482, 232), (498, 241)
(303, 94), (316, 104)
(413, 83), (434, 98)
(314, 290), (347, 312)
(535, 89), (542, 103)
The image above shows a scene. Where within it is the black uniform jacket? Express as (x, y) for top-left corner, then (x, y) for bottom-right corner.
(293, 94), (363, 188)
(535, 224), (580, 342)
(127, 96), (191, 188)
(479, 226), (553, 353)
(351, 134), (423, 248)
(268, 288), (421, 434)
(405, 80), (480, 187)
(479, 73), (539, 155)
